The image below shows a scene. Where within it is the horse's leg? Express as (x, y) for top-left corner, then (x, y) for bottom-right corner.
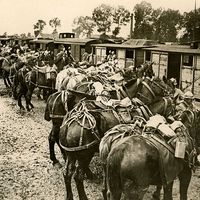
(81, 152), (95, 180)
(7, 76), (12, 87)
(25, 96), (30, 111)
(48, 125), (62, 167)
(74, 163), (88, 200)
(102, 164), (107, 200)
(179, 167), (191, 200)
(63, 155), (75, 200)
(152, 185), (162, 200)
(37, 88), (42, 99)
(163, 182), (173, 200)
(26, 85), (35, 109)
(17, 87), (25, 110)
(42, 88), (48, 101)
(3, 76), (9, 88)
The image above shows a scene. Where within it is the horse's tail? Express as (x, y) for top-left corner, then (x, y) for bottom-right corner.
(106, 146), (123, 197)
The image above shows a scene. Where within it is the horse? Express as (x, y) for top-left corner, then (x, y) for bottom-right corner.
(13, 64), (34, 111)
(134, 77), (173, 105)
(24, 65), (57, 107)
(0, 56), (13, 88)
(105, 109), (200, 200)
(44, 82), (97, 167)
(10, 60), (25, 99)
(99, 97), (174, 199)
(55, 52), (74, 72)
(45, 77), (143, 167)
(58, 97), (175, 200)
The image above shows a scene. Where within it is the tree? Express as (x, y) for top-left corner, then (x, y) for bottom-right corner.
(112, 6), (131, 36)
(92, 4), (113, 33)
(33, 19), (46, 37)
(181, 9), (200, 42)
(133, 1), (154, 39)
(27, 32), (32, 38)
(72, 16), (96, 38)
(3, 32), (7, 37)
(151, 8), (182, 42)
(49, 17), (61, 34)
(20, 33), (26, 38)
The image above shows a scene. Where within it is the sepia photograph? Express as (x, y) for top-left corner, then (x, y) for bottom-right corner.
(0, 0), (200, 199)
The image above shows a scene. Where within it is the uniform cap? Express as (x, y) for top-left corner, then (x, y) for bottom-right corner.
(183, 91), (194, 99)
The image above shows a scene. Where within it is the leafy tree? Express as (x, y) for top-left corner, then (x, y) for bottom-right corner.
(181, 9), (200, 42)
(33, 19), (46, 37)
(72, 16), (96, 38)
(20, 33), (26, 38)
(49, 17), (61, 34)
(27, 32), (32, 38)
(112, 6), (131, 36)
(92, 4), (113, 33)
(133, 1), (154, 39)
(3, 32), (7, 37)
(151, 9), (182, 42)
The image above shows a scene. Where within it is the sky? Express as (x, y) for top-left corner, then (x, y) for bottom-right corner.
(0, 0), (198, 37)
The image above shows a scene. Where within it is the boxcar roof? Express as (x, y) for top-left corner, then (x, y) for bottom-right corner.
(30, 39), (53, 44)
(54, 38), (99, 45)
(91, 43), (152, 49)
(143, 44), (200, 54)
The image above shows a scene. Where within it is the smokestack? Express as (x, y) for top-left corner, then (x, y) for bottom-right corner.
(130, 13), (133, 39)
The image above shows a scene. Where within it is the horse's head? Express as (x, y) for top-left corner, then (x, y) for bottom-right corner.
(179, 109), (200, 149)
(137, 77), (170, 105)
(122, 78), (140, 99)
(143, 61), (154, 78)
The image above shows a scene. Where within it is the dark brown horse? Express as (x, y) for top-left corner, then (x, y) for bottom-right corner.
(58, 97), (175, 200)
(105, 109), (200, 200)
(44, 77), (141, 167)
(99, 97), (174, 199)
(44, 82), (96, 167)
(123, 77), (173, 104)
(13, 65), (34, 111)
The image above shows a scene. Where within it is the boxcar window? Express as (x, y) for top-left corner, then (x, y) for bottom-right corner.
(183, 54), (193, 66)
(126, 50), (134, 58)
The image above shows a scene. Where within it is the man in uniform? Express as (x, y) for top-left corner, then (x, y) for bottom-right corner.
(174, 91), (196, 119)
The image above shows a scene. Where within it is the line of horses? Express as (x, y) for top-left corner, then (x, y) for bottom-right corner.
(1, 51), (200, 200)
(44, 66), (200, 200)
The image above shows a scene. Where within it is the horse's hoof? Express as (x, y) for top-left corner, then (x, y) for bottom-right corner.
(152, 194), (160, 200)
(53, 162), (62, 169)
(86, 171), (96, 180)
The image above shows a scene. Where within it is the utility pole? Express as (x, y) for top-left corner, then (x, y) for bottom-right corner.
(130, 13), (134, 39)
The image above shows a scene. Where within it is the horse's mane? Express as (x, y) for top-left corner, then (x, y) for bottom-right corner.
(123, 78), (137, 88)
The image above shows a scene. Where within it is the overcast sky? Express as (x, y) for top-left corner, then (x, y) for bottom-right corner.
(0, 0), (198, 36)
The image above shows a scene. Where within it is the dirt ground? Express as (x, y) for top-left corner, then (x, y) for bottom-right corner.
(0, 79), (200, 200)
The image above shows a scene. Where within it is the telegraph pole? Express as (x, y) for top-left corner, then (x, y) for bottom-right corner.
(130, 13), (134, 38)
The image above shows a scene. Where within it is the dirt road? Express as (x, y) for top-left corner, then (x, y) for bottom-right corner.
(0, 80), (200, 200)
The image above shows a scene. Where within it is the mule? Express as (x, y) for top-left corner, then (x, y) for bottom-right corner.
(99, 97), (174, 199)
(0, 56), (13, 88)
(44, 82), (97, 167)
(25, 66), (57, 107)
(134, 77), (173, 105)
(58, 97), (175, 200)
(105, 109), (200, 200)
(13, 65), (34, 111)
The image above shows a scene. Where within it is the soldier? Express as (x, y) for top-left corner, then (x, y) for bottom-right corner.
(169, 78), (184, 105)
(174, 91), (196, 119)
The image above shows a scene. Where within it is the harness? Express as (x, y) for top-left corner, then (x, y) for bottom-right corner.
(59, 102), (101, 151)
